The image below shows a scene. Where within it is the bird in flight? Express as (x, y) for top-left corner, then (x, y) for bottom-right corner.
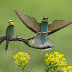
(15, 11), (72, 48)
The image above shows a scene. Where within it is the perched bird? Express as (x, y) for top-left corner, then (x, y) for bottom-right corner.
(5, 20), (14, 50)
(15, 11), (72, 48)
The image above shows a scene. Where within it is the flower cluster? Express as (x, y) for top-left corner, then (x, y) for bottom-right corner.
(45, 52), (67, 72)
(13, 52), (30, 71)
(45, 52), (72, 72)
(62, 66), (72, 72)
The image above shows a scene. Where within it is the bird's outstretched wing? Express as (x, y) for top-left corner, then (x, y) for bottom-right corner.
(48, 20), (72, 35)
(15, 11), (41, 33)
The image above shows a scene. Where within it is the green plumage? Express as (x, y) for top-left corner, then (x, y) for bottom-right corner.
(5, 25), (14, 50)
(40, 21), (48, 44)
(6, 25), (14, 37)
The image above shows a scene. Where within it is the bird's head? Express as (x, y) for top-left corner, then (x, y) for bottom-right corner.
(42, 17), (48, 23)
(8, 20), (14, 26)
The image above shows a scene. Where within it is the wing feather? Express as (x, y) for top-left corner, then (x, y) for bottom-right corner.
(48, 20), (72, 35)
(15, 11), (41, 33)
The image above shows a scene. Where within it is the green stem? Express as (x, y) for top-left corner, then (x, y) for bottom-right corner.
(21, 68), (23, 72)
(21, 69), (23, 72)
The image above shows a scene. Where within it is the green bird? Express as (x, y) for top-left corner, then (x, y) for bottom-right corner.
(15, 11), (72, 48)
(5, 20), (14, 50)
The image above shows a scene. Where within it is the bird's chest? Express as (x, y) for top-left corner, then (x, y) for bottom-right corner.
(7, 26), (14, 37)
(41, 22), (48, 32)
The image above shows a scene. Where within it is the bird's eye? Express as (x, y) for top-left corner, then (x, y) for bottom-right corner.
(47, 18), (48, 19)
(43, 18), (45, 20)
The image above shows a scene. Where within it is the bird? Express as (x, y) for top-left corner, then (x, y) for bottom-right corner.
(32, 17), (54, 48)
(5, 20), (14, 50)
(15, 11), (72, 48)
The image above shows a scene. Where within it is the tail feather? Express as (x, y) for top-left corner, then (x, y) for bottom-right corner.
(5, 40), (9, 51)
(32, 36), (54, 48)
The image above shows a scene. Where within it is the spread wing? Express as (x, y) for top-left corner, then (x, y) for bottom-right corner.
(48, 20), (72, 35)
(15, 11), (41, 33)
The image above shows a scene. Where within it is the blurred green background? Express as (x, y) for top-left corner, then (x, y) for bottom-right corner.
(0, 0), (72, 72)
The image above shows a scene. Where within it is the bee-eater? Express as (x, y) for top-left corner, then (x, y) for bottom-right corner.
(33, 17), (53, 47)
(5, 20), (14, 50)
(15, 11), (72, 48)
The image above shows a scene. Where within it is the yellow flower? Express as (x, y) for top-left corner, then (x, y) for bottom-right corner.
(62, 58), (66, 61)
(25, 60), (28, 64)
(15, 60), (18, 64)
(14, 52), (30, 70)
(50, 53), (54, 58)
(54, 52), (58, 54)
(67, 66), (72, 70)
(62, 67), (67, 71)
(45, 52), (69, 72)
(23, 57), (26, 60)
(20, 57), (24, 61)
(64, 61), (67, 66)
(45, 53), (48, 57)
(69, 69), (72, 72)
(52, 68), (54, 71)
(26, 55), (30, 60)
(25, 53), (28, 55)
(51, 62), (54, 65)
(17, 52), (21, 55)
(13, 55), (18, 59)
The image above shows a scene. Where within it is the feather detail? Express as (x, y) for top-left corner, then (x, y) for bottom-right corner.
(5, 40), (9, 51)
(32, 34), (54, 48)
(48, 20), (72, 35)
(15, 11), (41, 33)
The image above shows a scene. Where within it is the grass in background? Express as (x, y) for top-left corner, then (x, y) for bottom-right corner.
(0, 0), (72, 72)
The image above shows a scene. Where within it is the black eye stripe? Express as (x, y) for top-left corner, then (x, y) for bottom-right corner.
(9, 21), (13, 22)
(43, 18), (45, 20)
(43, 17), (48, 20)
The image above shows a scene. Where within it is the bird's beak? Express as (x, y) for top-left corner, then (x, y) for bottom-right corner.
(9, 22), (14, 26)
(43, 19), (48, 22)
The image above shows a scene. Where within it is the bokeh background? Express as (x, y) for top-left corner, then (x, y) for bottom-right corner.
(0, 0), (72, 72)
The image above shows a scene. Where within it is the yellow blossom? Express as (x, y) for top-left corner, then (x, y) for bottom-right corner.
(52, 68), (54, 71)
(62, 67), (67, 72)
(20, 57), (24, 61)
(62, 58), (66, 61)
(67, 66), (72, 70)
(45, 52), (68, 72)
(25, 60), (28, 64)
(15, 60), (18, 64)
(54, 52), (59, 54)
(13, 52), (30, 71)
(45, 53), (48, 57)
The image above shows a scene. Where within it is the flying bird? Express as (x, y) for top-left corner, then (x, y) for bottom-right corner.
(15, 11), (72, 48)
(5, 20), (14, 50)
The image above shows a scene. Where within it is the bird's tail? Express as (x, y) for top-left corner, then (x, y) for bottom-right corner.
(32, 34), (54, 49)
(5, 40), (9, 51)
